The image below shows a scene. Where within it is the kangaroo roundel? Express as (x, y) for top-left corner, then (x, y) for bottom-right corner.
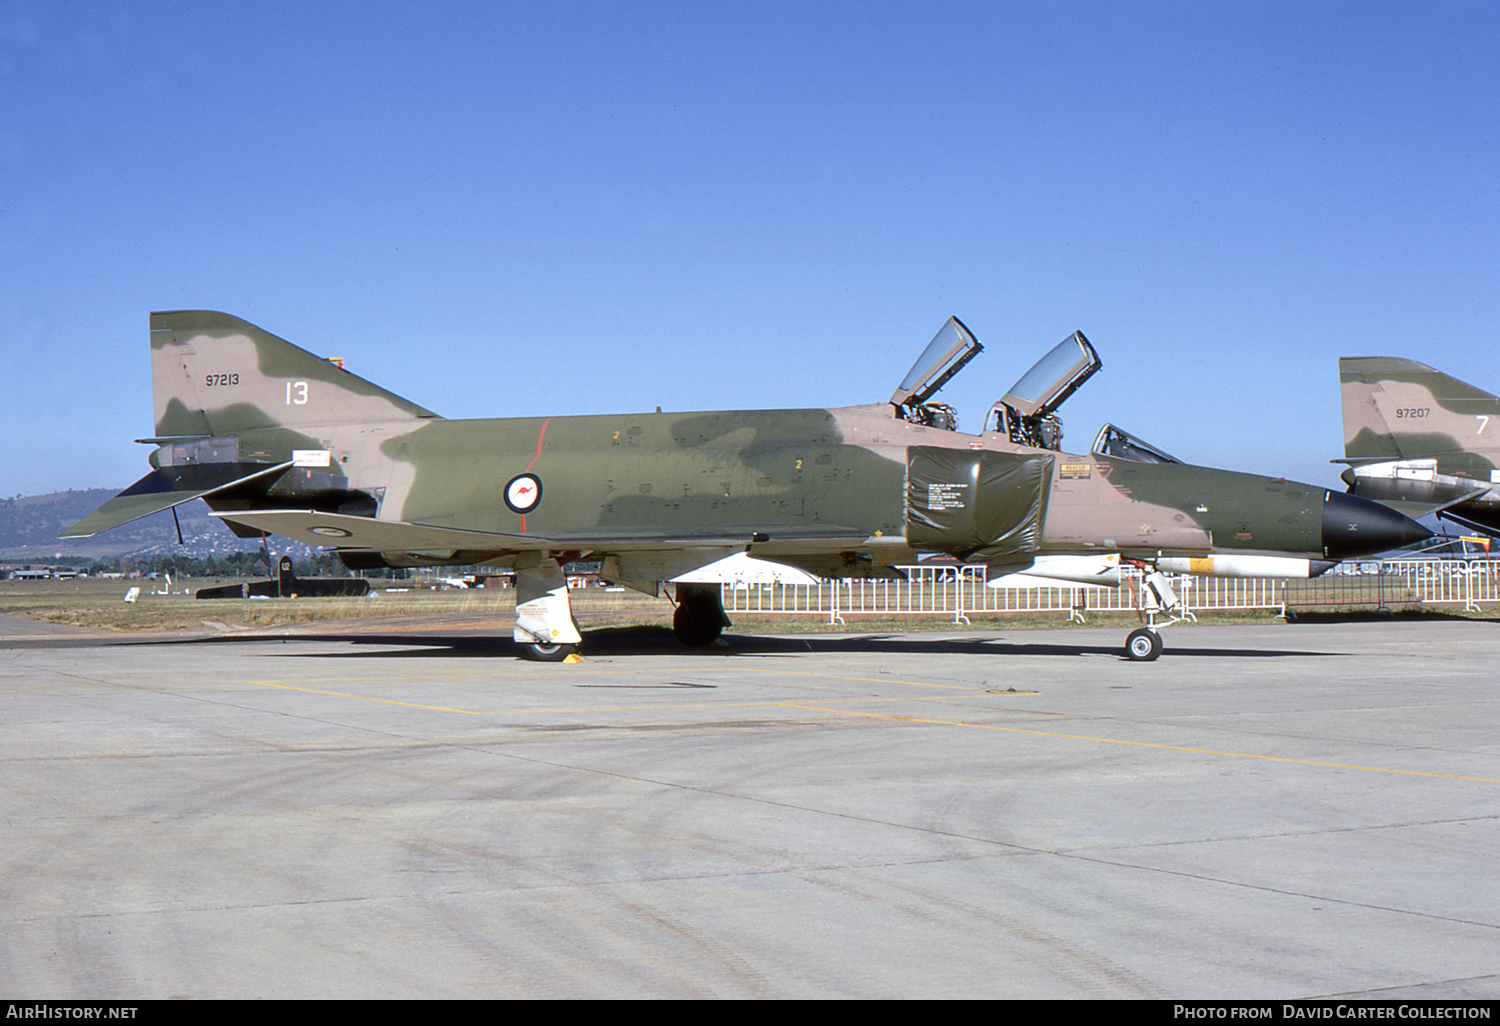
(504, 473), (543, 514)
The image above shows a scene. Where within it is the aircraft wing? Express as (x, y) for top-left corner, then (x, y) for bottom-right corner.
(1430, 506), (1500, 537)
(60, 462), (295, 539)
(1365, 496), (1479, 522)
(210, 509), (869, 554)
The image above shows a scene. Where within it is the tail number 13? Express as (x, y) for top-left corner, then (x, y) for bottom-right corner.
(286, 381), (308, 405)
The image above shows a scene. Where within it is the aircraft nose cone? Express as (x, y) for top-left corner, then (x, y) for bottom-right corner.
(1321, 490), (1431, 559)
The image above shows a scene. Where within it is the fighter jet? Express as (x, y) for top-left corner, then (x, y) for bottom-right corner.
(1339, 356), (1500, 536)
(63, 311), (1426, 661)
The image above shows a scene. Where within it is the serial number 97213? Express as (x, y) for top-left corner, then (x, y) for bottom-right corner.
(205, 373), (240, 386)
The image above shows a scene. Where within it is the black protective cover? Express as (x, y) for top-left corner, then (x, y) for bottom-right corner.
(905, 447), (1053, 562)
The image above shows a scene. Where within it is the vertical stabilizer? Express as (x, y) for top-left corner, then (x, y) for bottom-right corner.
(150, 310), (439, 439)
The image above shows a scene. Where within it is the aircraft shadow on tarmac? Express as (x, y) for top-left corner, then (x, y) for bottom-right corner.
(121, 627), (1345, 661)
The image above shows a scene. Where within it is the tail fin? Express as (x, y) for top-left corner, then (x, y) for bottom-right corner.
(150, 310), (439, 439)
(1339, 356), (1500, 462)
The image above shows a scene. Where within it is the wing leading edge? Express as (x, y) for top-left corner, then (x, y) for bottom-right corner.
(210, 509), (869, 555)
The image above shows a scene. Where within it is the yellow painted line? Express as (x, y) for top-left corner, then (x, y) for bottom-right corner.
(246, 665), (988, 691)
(248, 672), (1499, 784)
(776, 703), (1500, 784)
(253, 680), (492, 714)
(248, 679), (971, 717)
(748, 669), (983, 692)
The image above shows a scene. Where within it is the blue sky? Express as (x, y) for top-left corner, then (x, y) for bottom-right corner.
(3, 0), (1496, 497)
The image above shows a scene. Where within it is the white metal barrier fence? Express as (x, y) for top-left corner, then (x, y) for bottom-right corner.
(718, 559), (1500, 624)
(1284, 559), (1500, 614)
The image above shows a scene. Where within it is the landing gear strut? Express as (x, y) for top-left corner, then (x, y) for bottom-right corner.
(673, 582), (731, 647)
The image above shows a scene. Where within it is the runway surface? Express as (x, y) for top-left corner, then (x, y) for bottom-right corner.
(2, 614), (1497, 998)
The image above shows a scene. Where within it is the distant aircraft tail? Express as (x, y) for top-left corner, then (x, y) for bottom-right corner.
(149, 310), (438, 439)
(1340, 356), (1500, 463)
(1338, 356), (1500, 529)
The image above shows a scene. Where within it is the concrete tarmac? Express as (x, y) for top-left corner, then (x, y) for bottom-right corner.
(2, 615), (1497, 999)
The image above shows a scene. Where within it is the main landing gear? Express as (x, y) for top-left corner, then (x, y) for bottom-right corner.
(510, 567), (733, 659)
(672, 582), (731, 647)
(513, 556), (582, 661)
(1121, 564), (1195, 661)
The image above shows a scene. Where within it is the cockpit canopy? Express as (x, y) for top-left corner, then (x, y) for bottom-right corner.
(997, 331), (1100, 419)
(889, 317), (983, 432)
(1091, 423), (1182, 464)
(889, 318), (1104, 450)
(987, 330), (1100, 448)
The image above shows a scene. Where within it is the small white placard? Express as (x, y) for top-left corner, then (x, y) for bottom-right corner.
(293, 449), (332, 467)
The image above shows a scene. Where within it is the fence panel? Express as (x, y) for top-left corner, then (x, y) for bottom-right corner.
(718, 558), (1500, 622)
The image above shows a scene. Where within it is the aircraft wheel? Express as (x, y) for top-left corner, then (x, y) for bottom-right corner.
(1125, 628), (1163, 662)
(523, 641), (577, 662)
(674, 599), (724, 647)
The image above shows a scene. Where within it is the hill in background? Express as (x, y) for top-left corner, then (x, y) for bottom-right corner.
(0, 488), (317, 564)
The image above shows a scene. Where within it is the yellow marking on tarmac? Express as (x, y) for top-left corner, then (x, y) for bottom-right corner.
(776, 704), (1500, 784)
(248, 665), (987, 691)
(248, 678), (972, 717)
(249, 671), (1498, 784)
(253, 680), (494, 715)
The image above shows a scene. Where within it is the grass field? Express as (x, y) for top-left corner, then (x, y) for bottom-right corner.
(0, 576), (1091, 634)
(0, 577), (660, 633)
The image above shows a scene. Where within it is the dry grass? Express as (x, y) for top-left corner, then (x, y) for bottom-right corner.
(0, 577), (671, 633)
(1, 576), (1286, 636)
(4, 577), (1488, 636)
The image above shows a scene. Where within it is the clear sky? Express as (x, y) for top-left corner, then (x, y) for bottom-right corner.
(3, 0), (1496, 498)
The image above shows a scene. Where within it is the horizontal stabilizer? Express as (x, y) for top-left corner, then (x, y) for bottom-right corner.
(59, 462), (293, 538)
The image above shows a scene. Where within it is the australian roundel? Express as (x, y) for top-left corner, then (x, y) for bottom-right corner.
(504, 473), (543, 514)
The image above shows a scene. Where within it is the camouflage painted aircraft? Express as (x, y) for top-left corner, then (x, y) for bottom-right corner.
(1339, 356), (1500, 535)
(63, 311), (1427, 661)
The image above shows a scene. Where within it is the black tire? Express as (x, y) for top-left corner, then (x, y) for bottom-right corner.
(674, 598), (724, 647)
(1125, 628), (1162, 662)
(523, 641), (577, 662)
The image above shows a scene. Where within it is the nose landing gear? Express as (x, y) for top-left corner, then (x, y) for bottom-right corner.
(1121, 564), (1195, 661)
